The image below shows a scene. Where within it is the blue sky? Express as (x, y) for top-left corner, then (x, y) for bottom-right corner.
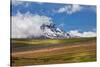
(11, 1), (96, 33)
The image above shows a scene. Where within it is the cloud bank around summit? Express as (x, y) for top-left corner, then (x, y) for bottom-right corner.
(12, 12), (53, 38)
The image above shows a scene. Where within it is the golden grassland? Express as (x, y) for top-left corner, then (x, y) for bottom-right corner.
(11, 37), (96, 66)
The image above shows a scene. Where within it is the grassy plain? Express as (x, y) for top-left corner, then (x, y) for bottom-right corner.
(11, 37), (96, 66)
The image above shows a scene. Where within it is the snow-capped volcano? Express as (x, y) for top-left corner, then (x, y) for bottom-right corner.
(39, 23), (71, 39)
(27, 23), (71, 39)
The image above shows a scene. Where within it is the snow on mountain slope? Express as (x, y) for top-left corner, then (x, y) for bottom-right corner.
(40, 23), (71, 39)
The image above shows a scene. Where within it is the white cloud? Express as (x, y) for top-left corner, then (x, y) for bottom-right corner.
(11, 11), (53, 38)
(68, 30), (96, 37)
(82, 31), (96, 37)
(11, 0), (29, 7)
(11, 0), (23, 5)
(11, 0), (43, 6)
(57, 4), (82, 14)
(68, 30), (82, 37)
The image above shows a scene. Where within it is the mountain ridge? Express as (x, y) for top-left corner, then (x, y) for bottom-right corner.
(28, 23), (73, 39)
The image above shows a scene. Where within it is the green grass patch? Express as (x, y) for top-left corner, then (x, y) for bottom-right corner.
(11, 37), (96, 66)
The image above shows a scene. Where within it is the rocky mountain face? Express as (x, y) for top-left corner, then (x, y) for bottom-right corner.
(27, 23), (79, 39)
(37, 23), (71, 39)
